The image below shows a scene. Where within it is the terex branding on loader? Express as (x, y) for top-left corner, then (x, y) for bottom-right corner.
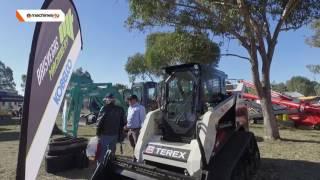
(144, 144), (190, 162)
(91, 63), (260, 180)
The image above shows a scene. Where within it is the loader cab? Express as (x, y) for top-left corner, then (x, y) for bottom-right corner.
(161, 64), (200, 142)
(161, 63), (227, 142)
(201, 67), (228, 110)
(123, 82), (158, 112)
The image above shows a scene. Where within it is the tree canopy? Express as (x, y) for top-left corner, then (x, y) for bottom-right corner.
(315, 84), (320, 96)
(0, 61), (16, 91)
(145, 32), (220, 71)
(69, 67), (93, 85)
(21, 74), (27, 93)
(125, 31), (220, 81)
(306, 20), (320, 47)
(271, 82), (287, 93)
(114, 83), (129, 92)
(286, 76), (317, 96)
(306, 64), (320, 74)
(125, 53), (153, 82)
(127, 1), (320, 41)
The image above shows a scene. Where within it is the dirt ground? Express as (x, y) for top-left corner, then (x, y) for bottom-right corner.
(0, 117), (319, 180)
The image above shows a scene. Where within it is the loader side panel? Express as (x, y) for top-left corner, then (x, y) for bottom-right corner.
(135, 109), (162, 162)
(199, 95), (236, 164)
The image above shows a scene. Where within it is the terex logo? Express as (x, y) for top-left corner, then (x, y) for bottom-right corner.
(53, 59), (72, 105)
(145, 145), (155, 154)
(144, 144), (190, 162)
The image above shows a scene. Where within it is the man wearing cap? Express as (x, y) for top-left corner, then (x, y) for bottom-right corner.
(96, 93), (125, 163)
(125, 94), (146, 153)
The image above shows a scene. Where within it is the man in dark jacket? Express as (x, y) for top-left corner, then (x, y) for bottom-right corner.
(96, 93), (125, 163)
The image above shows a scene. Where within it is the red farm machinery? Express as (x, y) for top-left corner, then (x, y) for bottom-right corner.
(227, 80), (320, 129)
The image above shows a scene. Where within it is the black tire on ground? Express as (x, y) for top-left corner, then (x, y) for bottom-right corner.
(74, 151), (89, 169)
(49, 137), (87, 146)
(50, 136), (73, 142)
(45, 153), (75, 174)
(47, 141), (88, 156)
(48, 137), (88, 156)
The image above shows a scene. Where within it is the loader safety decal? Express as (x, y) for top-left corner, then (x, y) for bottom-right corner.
(144, 144), (190, 162)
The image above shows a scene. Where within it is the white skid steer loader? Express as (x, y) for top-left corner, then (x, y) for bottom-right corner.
(91, 63), (260, 180)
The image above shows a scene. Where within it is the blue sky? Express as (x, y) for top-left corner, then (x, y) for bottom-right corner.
(0, 0), (319, 95)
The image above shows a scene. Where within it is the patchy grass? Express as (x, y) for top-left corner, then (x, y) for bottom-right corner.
(0, 118), (319, 180)
(251, 124), (320, 180)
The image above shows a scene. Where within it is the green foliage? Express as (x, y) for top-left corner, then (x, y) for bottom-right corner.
(245, 87), (257, 95)
(21, 74), (27, 92)
(0, 61), (16, 91)
(306, 20), (320, 47)
(271, 82), (287, 93)
(125, 53), (154, 82)
(114, 83), (129, 91)
(69, 67), (93, 85)
(145, 31), (220, 74)
(286, 76), (317, 96)
(126, 0), (320, 95)
(125, 32), (220, 80)
(306, 64), (320, 74)
(127, 0), (320, 38)
(314, 84), (320, 96)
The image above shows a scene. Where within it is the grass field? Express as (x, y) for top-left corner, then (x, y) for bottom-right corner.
(0, 117), (319, 180)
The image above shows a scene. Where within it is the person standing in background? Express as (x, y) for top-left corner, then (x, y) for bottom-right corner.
(124, 94), (146, 155)
(96, 93), (125, 164)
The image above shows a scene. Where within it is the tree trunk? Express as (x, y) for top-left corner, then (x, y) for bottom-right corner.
(260, 92), (280, 140)
(248, 46), (280, 140)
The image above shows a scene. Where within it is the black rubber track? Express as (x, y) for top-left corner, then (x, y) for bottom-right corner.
(206, 131), (259, 180)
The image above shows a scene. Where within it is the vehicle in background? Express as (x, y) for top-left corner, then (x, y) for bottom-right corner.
(0, 90), (23, 118)
(123, 81), (158, 112)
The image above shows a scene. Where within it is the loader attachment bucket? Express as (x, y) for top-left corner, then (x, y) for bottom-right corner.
(91, 150), (196, 180)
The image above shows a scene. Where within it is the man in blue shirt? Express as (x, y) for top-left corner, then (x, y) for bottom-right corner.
(125, 94), (146, 152)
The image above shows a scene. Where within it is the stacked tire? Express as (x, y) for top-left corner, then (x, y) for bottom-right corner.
(45, 137), (89, 173)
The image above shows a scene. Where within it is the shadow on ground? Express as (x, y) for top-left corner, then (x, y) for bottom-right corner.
(281, 138), (320, 144)
(47, 158), (320, 180)
(50, 163), (96, 179)
(255, 158), (320, 180)
(0, 127), (11, 131)
(0, 131), (20, 142)
(0, 118), (20, 126)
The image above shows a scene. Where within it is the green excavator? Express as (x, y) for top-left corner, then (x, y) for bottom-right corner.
(61, 83), (126, 137)
(61, 81), (158, 137)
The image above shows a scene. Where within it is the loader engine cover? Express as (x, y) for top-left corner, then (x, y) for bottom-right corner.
(144, 144), (191, 162)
